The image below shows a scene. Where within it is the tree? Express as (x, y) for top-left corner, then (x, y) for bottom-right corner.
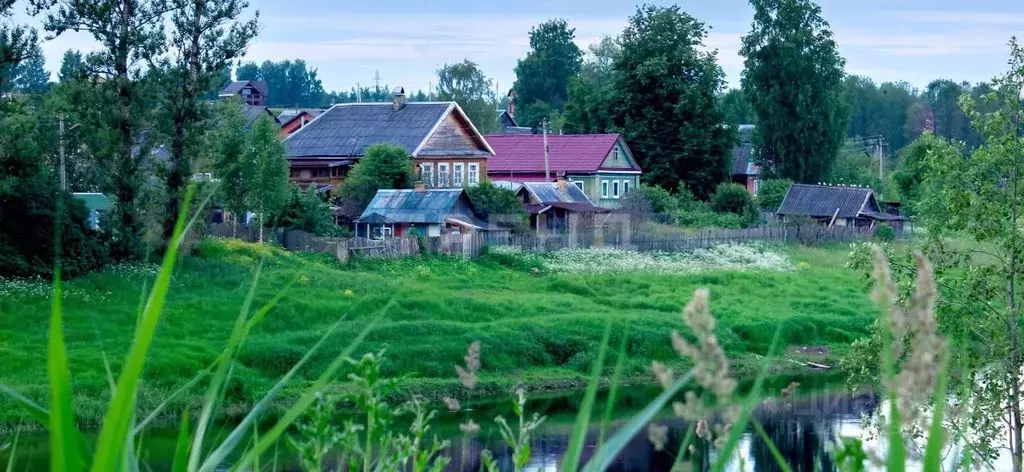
(31, 0), (171, 259)
(756, 178), (791, 212)
(58, 49), (85, 81)
(436, 60), (499, 134)
(160, 0), (258, 242)
(464, 180), (527, 229)
(0, 3), (39, 93)
(720, 89), (755, 124)
(892, 132), (945, 215)
(924, 79), (971, 142)
(10, 43), (49, 92)
(339, 144), (416, 210)
(243, 115), (289, 242)
(512, 19), (583, 128)
(913, 38), (1024, 470)
(605, 5), (734, 198)
(710, 182), (758, 227)
(209, 97), (249, 230)
(275, 184), (339, 236)
(234, 60), (258, 81)
(233, 59), (325, 107)
(740, 0), (850, 183)
(827, 138), (882, 189)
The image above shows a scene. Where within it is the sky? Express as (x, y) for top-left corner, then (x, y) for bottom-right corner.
(11, 0), (1024, 95)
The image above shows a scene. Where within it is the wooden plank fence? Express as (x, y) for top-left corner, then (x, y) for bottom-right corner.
(205, 222), (881, 263)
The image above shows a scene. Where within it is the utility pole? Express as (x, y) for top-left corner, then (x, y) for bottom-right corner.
(542, 118), (550, 181)
(373, 70), (382, 96)
(356, 82), (361, 103)
(59, 113), (66, 191)
(877, 137), (884, 182)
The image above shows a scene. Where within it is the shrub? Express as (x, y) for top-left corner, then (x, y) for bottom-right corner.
(710, 183), (759, 228)
(340, 144), (416, 210)
(875, 224), (895, 242)
(756, 178), (792, 212)
(275, 184), (344, 236)
(465, 180), (527, 230)
(634, 185), (679, 214)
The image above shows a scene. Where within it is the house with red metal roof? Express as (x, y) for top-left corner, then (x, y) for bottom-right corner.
(484, 133), (642, 209)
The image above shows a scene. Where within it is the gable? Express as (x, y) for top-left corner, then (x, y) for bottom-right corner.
(417, 111), (491, 157)
(600, 139), (638, 169)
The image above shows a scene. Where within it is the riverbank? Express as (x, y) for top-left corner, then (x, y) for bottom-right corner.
(0, 239), (875, 428)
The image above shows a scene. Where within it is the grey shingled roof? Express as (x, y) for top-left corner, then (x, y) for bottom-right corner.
(242, 105), (278, 129)
(285, 103), (453, 158)
(777, 184), (876, 218)
(221, 80), (268, 96)
(356, 189), (483, 226)
(522, 182), (593, 205)
(731, 124), (756, 176)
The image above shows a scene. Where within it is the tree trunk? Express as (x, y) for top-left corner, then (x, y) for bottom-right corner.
(1009, 163), (1022, 472)
(113, 0), (140, 259)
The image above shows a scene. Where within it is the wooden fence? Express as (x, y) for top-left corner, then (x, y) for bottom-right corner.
(205, 222), (879, 262)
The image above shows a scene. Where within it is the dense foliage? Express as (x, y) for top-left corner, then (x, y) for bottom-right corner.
(464, 180), (527, 228)
(756, 178), (791, 212)
(435, 60), (500, 134)
(512, 19), (584, 129)
(340, 144), (416, 210)
(275, 184), (344, 236)
(235, 59), (327, 107)
(740, 0), (849, 183)
(242, 116), (290, 236)
(893, 132), (947, 215)
(710, 183), (759, 228)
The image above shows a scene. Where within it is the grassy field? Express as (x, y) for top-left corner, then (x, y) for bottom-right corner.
(0, 238), (877, 428)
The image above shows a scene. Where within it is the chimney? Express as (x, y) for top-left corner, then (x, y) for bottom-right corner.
(507, 89), (516, 118)
(556, 173), (566, 193)
(414, 181), (426, 191)
(392, 86), (406, 111)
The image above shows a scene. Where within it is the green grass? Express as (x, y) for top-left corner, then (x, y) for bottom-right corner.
(0, 239), (875, 428)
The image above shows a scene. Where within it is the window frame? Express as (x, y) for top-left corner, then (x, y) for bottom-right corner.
(612, 147), (620, 161)
(453, 162), (464, 187)
(468, 163), (480, 186)
(420, 163), (434, 187)
(601, 180), (609, 198)
(437, 162), (450, 188)
(612, 180), (620, 198)
(572, 180), (584, 193)
(622, 180), (630, 196)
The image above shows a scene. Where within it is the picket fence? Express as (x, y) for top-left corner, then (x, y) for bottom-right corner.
(205, 222), (882, 262)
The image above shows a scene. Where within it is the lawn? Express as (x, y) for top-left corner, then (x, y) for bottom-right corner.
(0, 238), (877, 428)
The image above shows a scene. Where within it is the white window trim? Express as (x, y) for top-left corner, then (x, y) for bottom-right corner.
(420, 163), (434, 187)
(572, 180), (584, 192)
(453, 163), (464, 187)
(622, 180), (630, 196)
(438, 162), (450, 188)
(601, 180), (609, 198)
(613, 147), (620, 161)
(612, 181), (620, 199)
(468, 163), (480, 186)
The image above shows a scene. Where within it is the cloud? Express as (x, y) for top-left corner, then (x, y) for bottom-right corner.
(889, 10), (1024, 25)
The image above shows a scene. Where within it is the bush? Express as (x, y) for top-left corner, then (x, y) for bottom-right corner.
(709, 183), (759, 228)
(756, 178), (792, 212)
(275, 184), (344, 236)
(465, 180), (527, 230)
(875, 224), (895, 242)
(340, 144), (416, 210)
(676, 208), (744, 229)
(634, 185), (679, 214)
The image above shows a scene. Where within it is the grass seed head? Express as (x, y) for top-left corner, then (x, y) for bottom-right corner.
(443, 397), (461, 412)
(455, 341), (482, 390)
(652, 361), (674, 389)
(459, 419), (480, 435)
(648, 423), (669, 451)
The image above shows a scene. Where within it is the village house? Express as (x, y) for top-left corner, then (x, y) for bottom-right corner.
(219, 80), (268, 107)
(277, 109), (323, 137)
(497, 179), (609, 234)
(354, 188), (485, 239)
(284, 88), (494, 190)
(776, 183), (904, 230)
(731, 124), (760, 196)
(485, 133), (642, 209)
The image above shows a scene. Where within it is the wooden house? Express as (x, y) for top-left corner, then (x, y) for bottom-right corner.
(354, 188), (485, 239)
(776, 184), (904, 229)
(278, 109), (323, 137)
(485, 133), (642, 209)
(219, 80), (268, 107)
(284, 88), (494, 190)
(500, 179), (610, 234)
(731, 124), (760, 196)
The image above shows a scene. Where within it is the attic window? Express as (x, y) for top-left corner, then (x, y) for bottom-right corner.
(572, 181), (584, 192)
(613, 147), (620, 161)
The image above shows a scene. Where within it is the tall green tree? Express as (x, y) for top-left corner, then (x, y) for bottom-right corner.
(340, 144), (415, 211)
(160, 0), (258, 241)
(720, 89), (755, 124)
(892, 131), (944, 215)
(58, 49), (85, 81)
(31, 0), (171, 259)
(740, 0), (850, 183)
(512, 19), (583, 128)
(243, 115), (289, 242)
(10, 43), (49, 92)
(209, 97), (249, 229)
(0, 1), (38, 93)
(605, 5), (734, 198)
(435, 60), (499, 134)
(923, 79), (970, 142)
(234, 59), (325, 107)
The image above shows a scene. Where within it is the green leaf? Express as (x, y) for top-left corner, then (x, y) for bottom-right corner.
(5, 428), (19, 472)
(48, 248), (82, 472)
(219, 302), (392, 472)
(562, 318), (613, 472)
(132, 359), (215, 435)
(669, 422), (697, 472)
(598, 325), (631, 449)
(171, 410), (190, 472)
(711, 326), (783, 472)
(0, 385), (50, 427)
(752, 420), (792, 472)
(582, 370), (695, 472)
(89, 184), (196, 472)
(923, 343), (951, 471)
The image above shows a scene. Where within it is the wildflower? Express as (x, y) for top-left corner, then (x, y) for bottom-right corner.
(648, 423), (669, 451)
(344, 288), (353, 297)
(443, 397), (461, 412)
(298, 275), (310, 286)
(671, 289), (737, 400)
(455, 341), (481, 390)
(531, 267), (540, 275)
(652, 361), (674, 389)
(781, 381), (800, 399)
(797, 261), (811, 270)
(695, 419), (709, 440)
(459, 419), (480, 435)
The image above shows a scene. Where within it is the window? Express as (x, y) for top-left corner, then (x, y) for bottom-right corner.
(468, 163), (480, 186)
(420, 163), (433, 187)
(601, 180), (609, 198)
(330, 166), (346, 178)
(753, 178), (760, 197)
(622, 180), (630, 196)
(437, 163), (450, 187)
(371, 225), (394, 240)
(572, 180), (584, 192)
(613, 147), (620, 161)
(612, 181), (620, 198)
(313, 168), (330, 178)
(453, 163), (464, 187)
(289, 168), (299, 178)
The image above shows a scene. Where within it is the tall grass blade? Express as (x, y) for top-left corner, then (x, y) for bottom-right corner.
(5, 428), (19, 472)
(0, 386), (49, 427)
(710, 327), (783, 472)
(597, 325), (631, 449)
(923, 343), (951, 471)
(89, 184), (196, 472)
(582, 370), (695, 472)
(752, 420), (791, 472)
(47, 221), (82, 472)
(670, 422), (697, 472)
(132, 359), (215, 435)
(562, 318), (613, 472)
(171, 410), (190, 472)
(227, 304), (391, 472)
(188, 263), (264, 471)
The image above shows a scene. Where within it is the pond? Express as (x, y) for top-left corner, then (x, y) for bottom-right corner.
(1, 374), (901, 471)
